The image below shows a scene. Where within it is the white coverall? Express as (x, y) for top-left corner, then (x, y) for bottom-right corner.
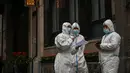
(71, 22), (89, 73)
(99, 19), (121, 73)
(54, 22), (75, 73)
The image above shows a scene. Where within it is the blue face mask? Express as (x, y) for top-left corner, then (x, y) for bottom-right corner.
(103, 29), (110, 34)
(73, 30), (79, 35)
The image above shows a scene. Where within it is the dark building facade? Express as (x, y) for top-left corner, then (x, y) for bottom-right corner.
(0, 0), (130, 73)
(0, 2), (32, 73)
(43, 0), (130, 73)
(44, 0), (113, 47)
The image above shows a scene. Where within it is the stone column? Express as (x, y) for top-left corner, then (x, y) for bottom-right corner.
(33, 0), (44, 72)
(115, 0), (127, 73)
(37, 0), (44, 58)
(28, 7), (33, 73)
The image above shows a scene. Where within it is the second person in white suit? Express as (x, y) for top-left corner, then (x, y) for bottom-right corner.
(71, 22), (89, 73)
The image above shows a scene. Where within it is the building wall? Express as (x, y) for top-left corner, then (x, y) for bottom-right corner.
(115, 0), (130, 73)
(26, 0), (130, 73)
(37, 0), (130, 73)
(2, 4), (30, 73)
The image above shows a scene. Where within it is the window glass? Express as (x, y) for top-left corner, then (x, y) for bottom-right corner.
(44, 0), (70, 47)
(91, 0), (99, 21)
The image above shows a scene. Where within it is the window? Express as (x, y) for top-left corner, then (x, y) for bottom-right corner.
(44, 0), (113, 47)
(44, 0), (70, 47)
(91, 0), (100, 21)
(0, 15), (3, 57)
(91, 0), (105, 21)
(90, 0), (106, 39)
(90, 0), (112, 39)
(0, 14), (6, 60)
(111, 0), (115, 20)
(44, 0), (57, 47)
(78, 0), (112, 40)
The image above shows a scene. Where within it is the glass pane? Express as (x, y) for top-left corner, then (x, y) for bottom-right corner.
(44, 0), (70, 47)
(59, 0), (70, 30)
(111, 0), (115, 19)
(91, 23), (104, 39)
(78, 0), (92, 39)
(0, 15), (2, 56)
(44, 0), (54, 47)
(100, 0), (105, 19)
(92, 0), (99, 21)
(3, 16), (6, 60)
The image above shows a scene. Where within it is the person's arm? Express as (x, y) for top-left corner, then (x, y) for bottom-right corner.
(100, 34), (121, 51)
(55, 35), (73, 51)
(71, 45), (81, 55)
(71, 35), (86, 55)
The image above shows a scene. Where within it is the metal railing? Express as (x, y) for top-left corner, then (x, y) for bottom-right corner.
(41, 62), (101, 73)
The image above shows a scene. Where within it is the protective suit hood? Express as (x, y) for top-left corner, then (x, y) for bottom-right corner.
(72, 22), (80, 31)
(62, 22), (71, 34)
(103, 19), (115, 32)
(71, 22), (80, 36)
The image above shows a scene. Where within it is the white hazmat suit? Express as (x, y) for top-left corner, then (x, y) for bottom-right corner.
(71, 22), (89, 73)
(54, 22), (75, 73)
(99, 19), (121, 73)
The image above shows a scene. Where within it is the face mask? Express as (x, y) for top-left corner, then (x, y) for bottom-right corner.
(68, 28), (71, 32)
(103, 29), (110, 34)
(73, 30), (79, 35)
(67, 28), (71, 34)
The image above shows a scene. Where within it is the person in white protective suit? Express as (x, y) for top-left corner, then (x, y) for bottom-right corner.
(70, 22), (89, 73)
(54, 22), (77, 73)
(95, 19), (121, 73)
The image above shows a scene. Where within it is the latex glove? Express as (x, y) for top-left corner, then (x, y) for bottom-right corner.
(71, 50), (78, 55)
(95, 42), (101, 50)
(71, 45), (81, 55)
(75, 45), (81, 50)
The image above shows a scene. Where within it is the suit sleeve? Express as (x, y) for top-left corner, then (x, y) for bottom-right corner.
(100, 34), (121, 51)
